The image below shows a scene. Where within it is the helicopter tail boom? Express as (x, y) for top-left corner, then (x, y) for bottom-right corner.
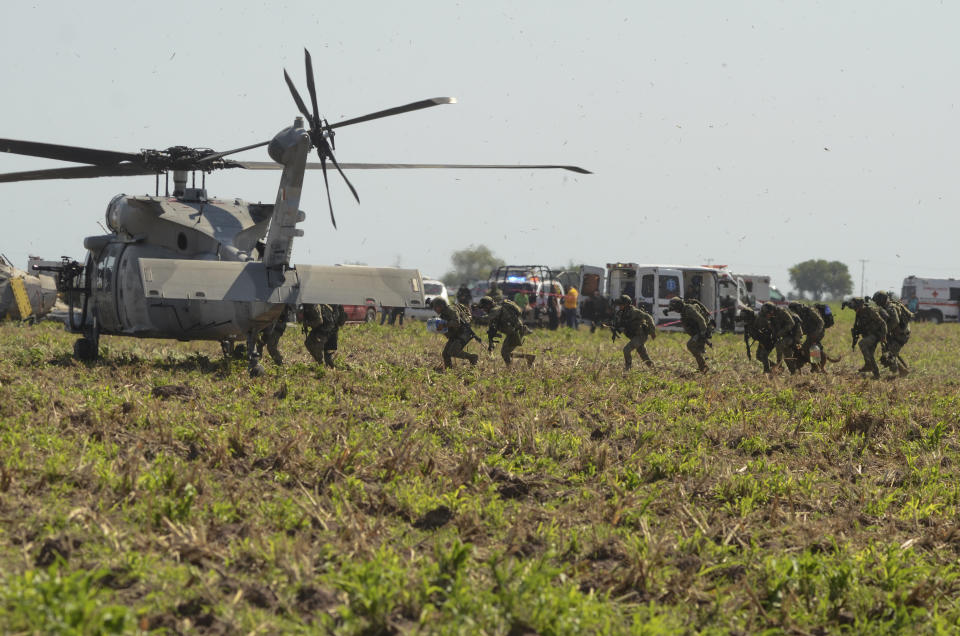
(138, 259), (424, 309)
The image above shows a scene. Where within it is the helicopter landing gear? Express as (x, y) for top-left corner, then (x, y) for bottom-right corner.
(245, 330), (265, 377)
(73, 316), (100, 362)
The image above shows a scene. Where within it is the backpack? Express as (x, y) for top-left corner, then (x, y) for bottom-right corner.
(814, 303), (834, 328)
(500, 299), (524, 331)
(687, 299), (712, 325)
(895, 301), (912, 330)
(641, 310), (657, 339)
(300, 303), (322, 328)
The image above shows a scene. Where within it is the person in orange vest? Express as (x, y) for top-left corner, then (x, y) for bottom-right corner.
(562, 286), (579, 329)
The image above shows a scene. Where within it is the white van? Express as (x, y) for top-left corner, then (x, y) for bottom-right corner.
(735, 273), (787, 309)
(901, 276), (960, 323)
(406, 278), (449, 321)
(606, 263), (720, 331)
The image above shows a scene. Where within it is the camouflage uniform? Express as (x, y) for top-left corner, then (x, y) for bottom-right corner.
(433, 298), (479, 369)
(302, 303), (347, 368)
(760, 303), (804, 373)
(873, 291), (910, 376)
(481, 297), (534, 366)
(848, 298), (887, 378)
(788, 302), (825, 370)
(669, 297), (711, 372)
(740, 308), (779, 373)
(257, 305), (291, 365)
(613, 298), (656, 370)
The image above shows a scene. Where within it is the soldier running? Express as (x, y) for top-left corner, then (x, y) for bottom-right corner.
(739, 307), (780, 373)
(257, 304), (292, 365)
(872, 291), (911, 377)
(431, 297), (479, 369)
(612, 295), (657, 370)
(788, 301), (825, 372)
(844, 297), (887, 379)
(301, 303), (347, 368)
(479, 296), (535, 366)
(667, 297), (711, 373)
(759, 302), (804, 374)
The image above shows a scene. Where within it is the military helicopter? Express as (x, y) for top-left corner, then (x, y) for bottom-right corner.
(0, 50), (590, 375)
(0, 255), (58, 321)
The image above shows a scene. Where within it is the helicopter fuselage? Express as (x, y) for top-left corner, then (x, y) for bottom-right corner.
(80, 191), (285, 341)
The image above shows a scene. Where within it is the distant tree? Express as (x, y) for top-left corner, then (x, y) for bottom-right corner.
(788, 259), (853, 300)
(442, 245), (505, 286)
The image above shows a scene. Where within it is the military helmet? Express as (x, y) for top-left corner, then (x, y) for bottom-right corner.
(740, 307), (756, 321)
(616, 294), (633, 306)
(667, 297), (684, 312)
(479, 295), (494, 308)
(872, 291), (888, 306)
(430, 296), (447, 309)
(760, 301), (776, 314)
(787, 301), (802, 312)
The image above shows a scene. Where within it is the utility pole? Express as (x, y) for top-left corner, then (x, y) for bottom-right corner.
(859, 259), (868, 297)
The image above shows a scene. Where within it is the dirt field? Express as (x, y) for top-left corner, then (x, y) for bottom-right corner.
(1, 309), (959, 633)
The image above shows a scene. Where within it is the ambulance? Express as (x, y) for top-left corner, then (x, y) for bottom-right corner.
(606, 263), (720, 331)
(900, 276), (960, 323)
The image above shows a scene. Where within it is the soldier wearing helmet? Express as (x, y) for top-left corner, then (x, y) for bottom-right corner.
(611, 295), (657, 370)
(431, 296), (479, 369)
(738, 307), (780, 373)
(479, 295), (534, 366)
(788, 301), (825, 372)
(872, 291), (911, 376)
(666, 297), (711, 373)
(759, 302), (804, 374)
(843, 295), (887, 378)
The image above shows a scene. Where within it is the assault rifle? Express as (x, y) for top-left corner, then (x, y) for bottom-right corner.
(593, 318), (621, 341)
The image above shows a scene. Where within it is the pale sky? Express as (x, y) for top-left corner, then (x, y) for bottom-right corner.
(2, 1), (957, 296)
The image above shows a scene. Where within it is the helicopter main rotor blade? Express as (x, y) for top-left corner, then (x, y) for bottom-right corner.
(327, 97), (457, 130)
(0, 164), (156, 183)
(303, 49), (321, 129)
(236, 161), (592, 174)
(0, 138), (139, 166)
(283, 70), (313, 121)
(318, 155), (337, 229)
(195, 140), (271, 165)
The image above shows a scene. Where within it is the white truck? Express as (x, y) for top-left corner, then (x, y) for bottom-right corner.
(900, 276), (960, 323)
(735, 273), (787, 308)
(606, 263), (720, 331)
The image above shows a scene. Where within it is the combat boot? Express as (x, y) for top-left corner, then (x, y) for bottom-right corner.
(468, 353), (479, 366)
(323, 351), (337, 368)
(694, 354), (708, 373)
(644, 359), (654, 368)
(525, 354), (536, 367)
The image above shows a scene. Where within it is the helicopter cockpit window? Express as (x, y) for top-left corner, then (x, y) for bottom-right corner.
(96, 250), (119, 292)
(177, 232), (188, 251)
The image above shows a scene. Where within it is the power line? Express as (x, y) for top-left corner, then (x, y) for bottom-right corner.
(858, 259), (868, 297)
